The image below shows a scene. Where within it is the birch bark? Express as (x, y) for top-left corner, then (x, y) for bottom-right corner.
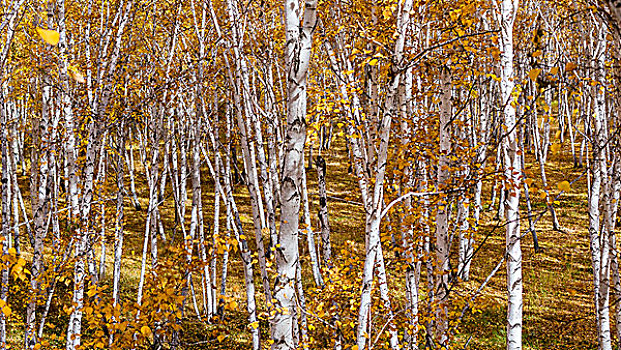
(0, 84), (11, 350)
(434, 65), (452, 346)
(272, 0), (318, 347)
(589, 24), (613, 350)
(65, 1), (134, 347)
(498, 1), (523, 349)
(355, 1), (412, 349)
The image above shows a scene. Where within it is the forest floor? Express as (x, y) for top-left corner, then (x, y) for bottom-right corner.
(301, 143), (597, 350)
(6, 141), (598, 350)
(114, 142), (599, 350)
(459, 149), (597, 349)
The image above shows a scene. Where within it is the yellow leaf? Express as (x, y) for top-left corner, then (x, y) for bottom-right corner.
(449, 9), (462, 22)
(368, 58), (379, 66)
(555, 130), (562, 139)
(557, 180), (571, 192)
(217, 334), (226, 342)
(539, 192), (547, 200)
(140, 325), (152, 338)
(2, 306), (11, 317)
(524, 178), (534, 187)
(528, 68), (542, 82)
(68, 66), (85, 84)
(249, 321), (259, 329)
(550, 143), (561, 154)
(352, 346), (359, 350)
(63, 305), (74, 315)
(486, 73), (501, 82)
(565, 62), (577, 72)
(550, 66), (559, 75)
(382, 7), (393, 20)
(36, 28), (60, 46)
(7, 247), (16, 256)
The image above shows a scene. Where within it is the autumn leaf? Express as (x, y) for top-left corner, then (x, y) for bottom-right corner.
(1, 306), (11, 317)
(86, 287), (97, 297)
(217, 334), (226, 342)
(539, 192), (547, 200)
(368, 58), (379, 66)
(550, 143), (561, 154)
(68, 66), (86, 83)
(524, 178), (534, 186)
(36, 28), (60, 46)
(565, 62), (577, 72)
(449, 9), (461, 22)
(557, 180), (571, 192)
(528, 68), (542, 82)
(140, 325), (153, 339)
(486, 73), (501, 82)
(63, 305), (74, 315)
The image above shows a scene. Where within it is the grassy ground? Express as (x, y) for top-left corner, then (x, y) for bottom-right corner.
(299, 141), (598, 349)
(6, 138), (600, 349)
(460, 148), (598, 349)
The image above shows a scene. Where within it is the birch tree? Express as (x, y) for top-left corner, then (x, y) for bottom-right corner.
(272, 0), (319, 347)
(587, 20), (613, 350)
(497, 1), (523, 349)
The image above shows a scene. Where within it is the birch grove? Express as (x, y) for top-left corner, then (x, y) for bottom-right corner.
(2, 0), (621, 349)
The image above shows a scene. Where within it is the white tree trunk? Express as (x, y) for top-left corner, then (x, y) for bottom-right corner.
(223, 145), (261, 350)
(434, 63), (452, 346)
(589, 24), (613, 350)
(0, 86), (11, 349)
(272, 0), (318, 348)
(499, 1), (523, 349)
(26, 73), (53, 350)
(356, 1), (412, 349)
